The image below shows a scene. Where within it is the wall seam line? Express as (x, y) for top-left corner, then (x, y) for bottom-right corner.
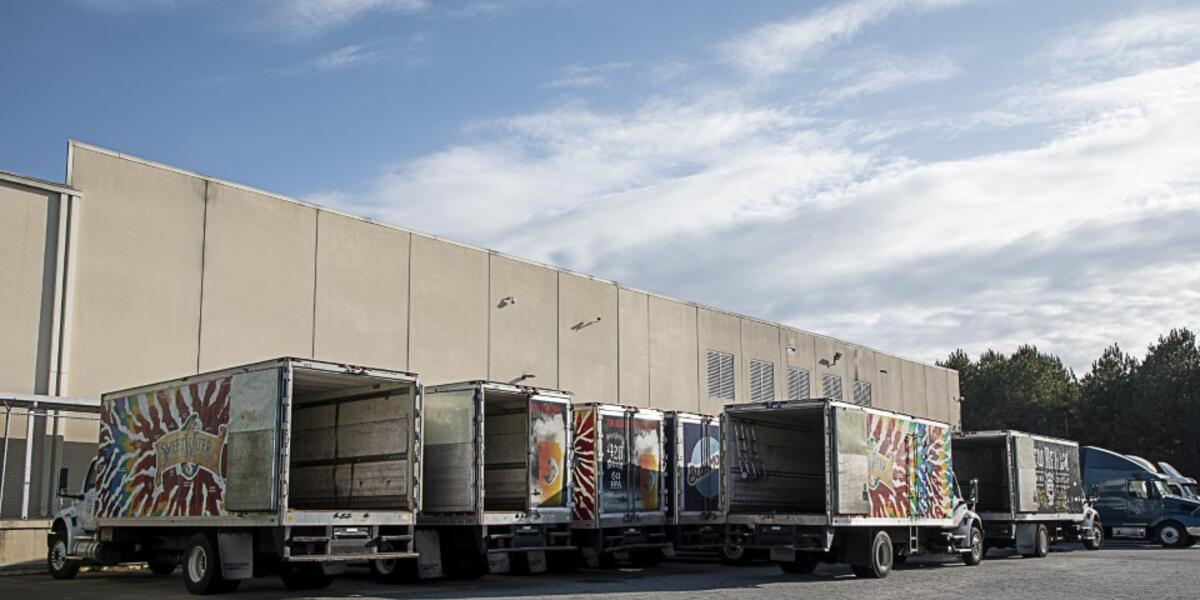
(196, 180), (209, 373)
(311, 211), (320, 359)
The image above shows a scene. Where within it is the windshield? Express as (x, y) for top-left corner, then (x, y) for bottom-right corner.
(1151, 480), (1172, 498)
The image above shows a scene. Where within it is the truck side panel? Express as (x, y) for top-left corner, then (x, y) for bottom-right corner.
(572, 407), (598, 523)
(834, 409), (953, 519)
(97, 375), (234, 519)
(1015, 437), (1083, 514)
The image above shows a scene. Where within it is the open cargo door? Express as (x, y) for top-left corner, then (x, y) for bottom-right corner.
(629, 413), (662, 513)
(529, 395), (569, 510)
(833, 409), (871, 515)
(598, 409), (631, 515)
(1014, 435), (1038, 512)
(423, 388), (479, 514)
(225, 368), (282, 512)
(677, 416), (722, 515)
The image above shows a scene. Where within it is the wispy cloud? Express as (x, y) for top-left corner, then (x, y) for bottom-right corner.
(1050, 7), (1200, 73)
(541, 62), (631, 90)
(270, 0), (427, 36)
(720, 0), (971, 76)
(825, 51), (958, 100)
(314, 44), (380, 70)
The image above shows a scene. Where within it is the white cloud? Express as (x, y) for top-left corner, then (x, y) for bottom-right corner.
(314, 44), (379, 70)
(541, 62), (632, 90)
(825, 52), (959, 100)
(1050, 7), (1200, 73)
(271, 0), (427, 36)
(720, 0), (971, 76)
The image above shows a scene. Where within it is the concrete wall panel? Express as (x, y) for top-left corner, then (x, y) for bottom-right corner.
(408, 236), (488, 384)
(0, 182), (57, 394)
(489, 256), (557, 386)
(780, 329), (818, 400)
(813, 336), (851, 402)
(742, 319), (783, 402)
(947, 369), (962, 428)
(900, 360), (928, 418)
(698, 308), (741, 414)
(198, 182), (316, 372)
(874, 353), (905, 412)
(558, 274), (618, 404)
(313, 211), (409, 370)
(849, 346), (879, 405)
(648, 297), (698, 412)
(618, 288), (650, 407)
(67, 147), (206, 398)
(925, 365), (951, 424)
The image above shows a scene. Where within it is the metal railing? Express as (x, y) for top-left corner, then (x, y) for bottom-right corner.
(0, 395), (100, 520)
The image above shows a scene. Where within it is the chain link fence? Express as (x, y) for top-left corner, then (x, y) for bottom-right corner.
(0, 402), (100, 520)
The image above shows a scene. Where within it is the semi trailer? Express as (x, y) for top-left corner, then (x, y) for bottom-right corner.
(48, 358), (424, 594)
(952, 431), (1102, 557)
(663, 411), (740, 561)
(723, 399), (984, 579)
(1082, 446), (1200, 548)
(415, 381), (574, 578)
(570, 403), (670, 567)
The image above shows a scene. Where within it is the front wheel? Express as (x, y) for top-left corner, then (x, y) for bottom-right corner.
(962, 525), (984, 566)
(1155, 521), (1188, 548)
(1023, 525), (1049, 558)
(48, 528), (80, 580)
(1083, 522), (1104, 550)
(719, 545), (753, 566)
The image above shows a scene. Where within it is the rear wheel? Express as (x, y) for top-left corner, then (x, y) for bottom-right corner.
(1023, 525), (1049, 558)
(368, 542), (413, 582)
(183, 534), (227, 595)
(779, 557), (819, 574)
(48, 527), (80, 580)
(1083, 522), (1104, 550)
(962, 525), (984, 566)
(1155, 521), (1188, 548)
(719, 545), (753, 566)
(852, 531), (892, 579)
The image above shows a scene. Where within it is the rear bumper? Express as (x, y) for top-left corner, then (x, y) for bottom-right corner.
(727, 523), (832, 553)
(285, 524), (414, 561)
(286, 551), (418, 563)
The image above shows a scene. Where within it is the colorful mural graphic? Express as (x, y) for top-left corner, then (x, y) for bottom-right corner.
(571, 409), (597, 522)
(97, 377), (231, 518)
(530, 400), (567, 509)
(632, 417), (661, 512)
(865, 413), (953, 519)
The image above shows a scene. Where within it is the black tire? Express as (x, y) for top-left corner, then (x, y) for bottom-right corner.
(368, 542), (414, 583)
(779, 557), (819, 574)
(1155, 521), (1188, 548)
(149, 557), (178, 576)
(1083, 522), (1104, 550)
(719, 545), (753, 566)
(280, 564), (332, 590)
(1022, 525), (1049, 558)
(48, 526), (80, 580)
(852, 531), (892, 579)
(629, 549), (664, 567)
(962, 525), (984, 566)
(183, 533), (227, 595)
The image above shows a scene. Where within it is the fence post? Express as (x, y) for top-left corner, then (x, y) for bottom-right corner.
(0, 404), (9, 514)
(21, 401), (37, 519)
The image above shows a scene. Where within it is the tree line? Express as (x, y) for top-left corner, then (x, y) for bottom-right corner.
(939, 328), (1200, 478)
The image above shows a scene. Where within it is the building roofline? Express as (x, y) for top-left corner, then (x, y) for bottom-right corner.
(0, 169), (81, 197)
(66, 139), (957, 377)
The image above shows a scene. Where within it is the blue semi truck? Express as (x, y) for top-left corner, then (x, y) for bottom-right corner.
(1081, 446), (1200, 548)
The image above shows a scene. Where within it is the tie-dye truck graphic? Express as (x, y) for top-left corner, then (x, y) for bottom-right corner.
(97, 377), (232, 519)
(569, 403), (670, 566)
(723, 399), (983, 577)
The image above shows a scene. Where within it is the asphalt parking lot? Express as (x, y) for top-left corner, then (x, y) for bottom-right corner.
(1, 543), (1196, 600)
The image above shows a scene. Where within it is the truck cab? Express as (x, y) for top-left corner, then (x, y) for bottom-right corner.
(1156, 462), (1199, 500)
(1083, 446), (1200, 548)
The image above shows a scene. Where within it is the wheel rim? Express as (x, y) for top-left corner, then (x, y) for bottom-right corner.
(51, 540), (67, 570)
(723, 546), (744, 560)
(1093, 524), (1103, 544)
(1161, 526), (1180, 545)
(876, 540), (890, 573)
(375, 558), (396, 574)
(1039, 529), (1048, 552)
(187, 545), (207, 583)
(971, 530), (983, 558)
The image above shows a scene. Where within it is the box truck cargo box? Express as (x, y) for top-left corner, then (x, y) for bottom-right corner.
(47, 358), (423, 595)
(571, 403), (669, 567)
(417, 381), (573, 578)
(664, 412), (748, 562)
(723, 399), (983, 579)
(952, 431), (1101, 556)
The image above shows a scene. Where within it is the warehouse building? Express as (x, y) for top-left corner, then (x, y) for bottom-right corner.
(0, 140), (960, 535)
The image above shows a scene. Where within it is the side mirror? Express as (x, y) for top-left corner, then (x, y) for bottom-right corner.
(1089, 485), (1100, 502)
(969, 478), (979, 506)
(57, 467), (71, 498)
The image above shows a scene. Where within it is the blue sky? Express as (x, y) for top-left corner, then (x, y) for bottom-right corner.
(3, 0), (1198, 372)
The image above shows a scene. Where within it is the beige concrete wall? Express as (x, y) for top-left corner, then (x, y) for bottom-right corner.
(558, 274), (618, 404)
(0, 182), (57, 394)
(697, 308), (741, 414)
(0, 520), (50, 572)
(780, 328), (818, 400)
(489, 255), (557, 386)
(813, 336), (850, 402)
(67, 147), (206, 398)
(874, 353), (904, 412)
(617, 288), (650, 407)
(198, 182), (316, 372)
(742, 318), (783, 402)
(900, 359), (928, 417)
(925, 365), (952, 424)
(313, 211), (409, 370)
(648, 297), (698, 411)
(947, 369), (962, 428)
(408, 236), (488, 384)
(849, 345), (878, 404)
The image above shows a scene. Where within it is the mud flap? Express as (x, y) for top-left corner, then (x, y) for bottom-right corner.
(487, 552), (511, 574)
(580, 547), (599, 568)
(415, 529), (443, 579)
(217, 532), (253, 580)
(770, 547), (796, 563)
(526, 550), (547, 574)
(1015, 523), (1037, 555)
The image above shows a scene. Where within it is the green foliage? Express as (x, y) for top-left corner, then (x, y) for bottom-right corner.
(942, 328), (1200, 477)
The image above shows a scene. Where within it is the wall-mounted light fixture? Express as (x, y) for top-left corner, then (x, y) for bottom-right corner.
(498, 295), (517, 308)
(571, 316), (602, 331)
(879, 368), (889, 375)
(785, 345), (797, 353)
(832, 352), (842, 365)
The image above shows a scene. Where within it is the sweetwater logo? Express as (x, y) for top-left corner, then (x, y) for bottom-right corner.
(154, 414), (226, 486)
